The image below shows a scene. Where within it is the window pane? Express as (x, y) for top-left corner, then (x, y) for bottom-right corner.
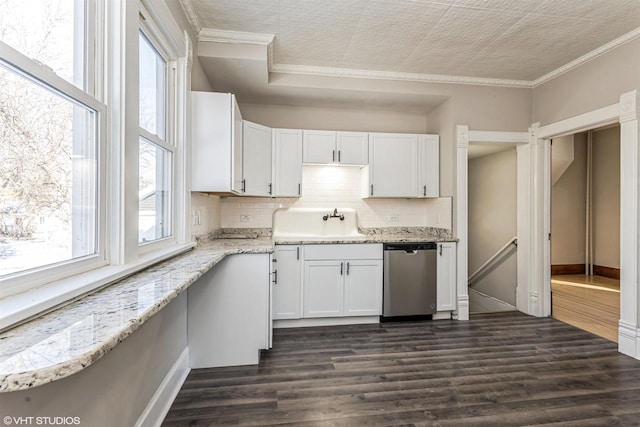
(0, 0), (85, 88)
(139, 138), (171, 244)
(139, 33), (165, 139)
(0, 63), (98, 277)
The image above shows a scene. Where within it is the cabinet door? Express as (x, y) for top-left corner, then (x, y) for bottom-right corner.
(231, 95), (244, 193)
(437, 242), (456, 311)
(344, 259), (382, 316)
(337, 131), (368, 165)
(242, 121), (272, 196)
(419, 135), (439, 198)
(273, 129), (303, 197)
(303, 130), (336, 164)
(272, 245), (302, 319)
(368, 133), (419, 197)
(303, 260), (344, 318)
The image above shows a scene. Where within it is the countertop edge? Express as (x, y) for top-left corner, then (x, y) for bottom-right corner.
(0, 241), (273, 393)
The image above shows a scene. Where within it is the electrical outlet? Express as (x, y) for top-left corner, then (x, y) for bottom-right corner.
(240, 215), (252, 222)
(387, 214), (399, 222)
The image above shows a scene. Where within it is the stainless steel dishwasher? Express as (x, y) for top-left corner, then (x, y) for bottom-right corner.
(383, 242), (437, 318)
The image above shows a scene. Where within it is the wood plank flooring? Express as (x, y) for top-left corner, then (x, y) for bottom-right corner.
(163, 312), (640, 426)
(552, 274), (620, 342)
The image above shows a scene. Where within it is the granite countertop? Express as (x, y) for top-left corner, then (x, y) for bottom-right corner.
(0, 228), (454, 393)
(0, 238), (273, 393)
(273, 227), (456, 245)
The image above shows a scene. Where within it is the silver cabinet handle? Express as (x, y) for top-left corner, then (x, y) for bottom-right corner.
(269, 183), (272, 195)
(338, 150), (341, 162)
(273, 270), (278, 284)
(340, 262), (343, 275)
(439, 244), (443, 256)
(296, 247), (300, 260)
(346, 262), (350, 275)
(298, 183), (301, 195)
(370, 184), (373, 196)
(423, 185), (426, 196)
(241, 179), (246, 193)
(332, 149), (335, 162)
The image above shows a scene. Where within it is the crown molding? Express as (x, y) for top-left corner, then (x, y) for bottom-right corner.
(198, 28), (274, 45)
(269, 64), (533, 88)
(533, 27), (640, 88)
(178, 0), (201, 35)
(192, 22), (640, 89)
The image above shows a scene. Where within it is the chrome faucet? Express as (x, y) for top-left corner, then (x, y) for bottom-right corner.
(323, 208), (345, 221)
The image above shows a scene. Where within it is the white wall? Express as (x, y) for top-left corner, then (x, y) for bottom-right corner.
(551, 132), (587, 265)
(239, 103), (428, 133)
(0, 294), (188, 427)
(593, 126), (620, 269)
(533, 38), (640, 125)
(221, 165), (452, 229)
(468, 148), (517, 305)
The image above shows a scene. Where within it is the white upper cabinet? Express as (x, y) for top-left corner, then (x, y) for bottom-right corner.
(419, 134), (440, 198)
(303, 130), (336, 164)
(363, 133), (439, 198)
(303, 130), (368, 165)
(365, 133), (419, 198)
(191, 91), (243, 193)
(273, 128), (303, 197)
(336, 131), (368, 165)
(243, 120), (272, 197)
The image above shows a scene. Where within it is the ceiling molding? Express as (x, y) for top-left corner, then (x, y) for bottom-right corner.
(198, 29), (274, 45)
(178, 0), (201, 35)
(193, 23), (640, 89)
(269, 64), (533, 88)
(533, 27), (640, 88)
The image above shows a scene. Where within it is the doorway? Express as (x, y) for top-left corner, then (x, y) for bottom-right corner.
(550, 125), (621, 342)
(467, 144), (518, 313)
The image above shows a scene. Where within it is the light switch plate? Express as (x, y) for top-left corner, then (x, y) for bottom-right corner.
(240, 215), (252, 222)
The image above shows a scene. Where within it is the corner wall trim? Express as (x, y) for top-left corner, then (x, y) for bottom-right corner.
(135, 347), (190, 427)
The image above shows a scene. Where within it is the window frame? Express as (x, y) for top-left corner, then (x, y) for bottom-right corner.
(0, 10), (107, 299)
(0, 0), (192, 327)
(137, 4), (179, 253)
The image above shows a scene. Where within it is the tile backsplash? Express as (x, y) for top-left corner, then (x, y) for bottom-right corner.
(220, 165), (452, 229)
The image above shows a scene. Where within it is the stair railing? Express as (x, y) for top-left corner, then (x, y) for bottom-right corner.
(468, 236), (518, 286)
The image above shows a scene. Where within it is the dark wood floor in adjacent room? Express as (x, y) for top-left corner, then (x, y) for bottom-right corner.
(163, 312), (640, 426)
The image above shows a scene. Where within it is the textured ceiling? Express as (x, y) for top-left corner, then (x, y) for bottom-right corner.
(187, 0), (640, 82)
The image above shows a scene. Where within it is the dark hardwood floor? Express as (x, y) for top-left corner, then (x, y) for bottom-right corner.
(163, 312), (640, 426)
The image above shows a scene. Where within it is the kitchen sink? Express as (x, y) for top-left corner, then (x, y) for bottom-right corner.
(272, 207), (366, 242)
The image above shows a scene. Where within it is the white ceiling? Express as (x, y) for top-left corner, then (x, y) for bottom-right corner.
(180, 0), (640, 112)
(185, 0), (640, 82)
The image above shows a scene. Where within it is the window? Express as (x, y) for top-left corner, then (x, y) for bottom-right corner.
(0, 0), (105, 295)
(0, 0), (190, 313)
(138, 28), (174, 245)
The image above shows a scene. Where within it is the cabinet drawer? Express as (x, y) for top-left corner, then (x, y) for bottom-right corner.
(304, 244), (382, 260)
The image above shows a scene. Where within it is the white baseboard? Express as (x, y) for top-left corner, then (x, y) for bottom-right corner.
(135, 347), (190, 427)
(469, 288), (516, 313)
(618, 320), (639, 360)
(273, 316), (379, 329)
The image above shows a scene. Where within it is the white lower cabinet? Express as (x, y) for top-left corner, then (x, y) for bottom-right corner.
(188, 254), (270, 368)
(303, 260), (344, 317)
(302, 244), (383, 318)
(344, 260), (383, 316)
(272, 245), (302, 319)
(436, 242), (457, 311)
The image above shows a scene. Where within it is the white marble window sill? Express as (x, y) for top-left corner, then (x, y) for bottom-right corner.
(0, 243), (196, 332)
